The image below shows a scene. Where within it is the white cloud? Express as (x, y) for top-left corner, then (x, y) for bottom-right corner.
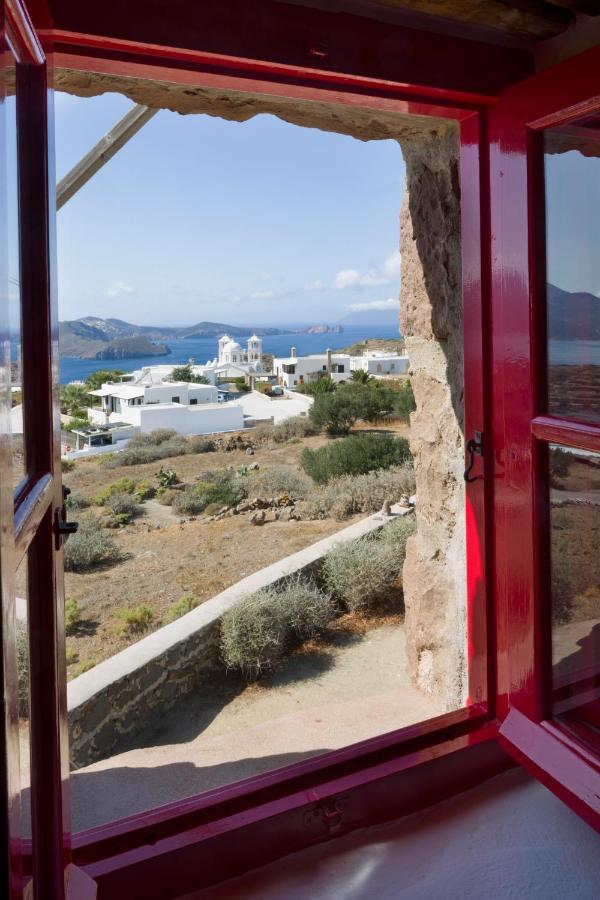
(250, 289), (274, 300)
(306, 279), (323, 291)
(107, 281), (133, 297)
(333, 269), (360, 289)
(383, 249), (401, 279)
(332, 259), (396, 291)
(347, 297), (399, 312)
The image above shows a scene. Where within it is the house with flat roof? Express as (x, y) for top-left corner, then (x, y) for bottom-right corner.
(87, 378), (244, 435)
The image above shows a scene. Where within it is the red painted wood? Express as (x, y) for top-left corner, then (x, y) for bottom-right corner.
(461, 111), (493, 709)
(499, 708), (600, 833)
(5, 0), (44, 63)
(532, 415), (600, 453)
(489, 45), (600, 820)
(0, 11), (25, 896)
(83, 732), (510, 898)
(16, 56), (74, 899)
(41, 0), (533, 98)
(489, 45), (600, 723)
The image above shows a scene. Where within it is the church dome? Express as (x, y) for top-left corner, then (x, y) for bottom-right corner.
(225, 340), (241, 351)
(248, 334), (261, 342)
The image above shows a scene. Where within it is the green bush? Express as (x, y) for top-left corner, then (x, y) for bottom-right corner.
(296, 374), (336, 396)
(157, 488), (179, 506)
(172, 478), (246, 515)
(301, 433), (410, 485)
(105, 492), (141, 521)
(379, 513), (417, 558)
(248, 466), (311, 499)
(308, 383), (395, 434)
(64, 416), (91, 433)
(296, 464), (415, 521)
(166, 595), (200, 622)
(220, 577), (335, 679)
(64, 515), (121, 572)
(322, 533), (405, 611)
(115, 605), (154, 636)
(71, 659), (96, 677)
(156, 466), (179, 487)
(65, 491), (90, 511)
(93, 477), (136, 506)
(61, 458), (76, 472)
(85, 369), (124, 391)
(134, 479), (155, 501)
(65, 597), (82, 635)
(393, 379), (416, 423)
(168, 364), (211, 384)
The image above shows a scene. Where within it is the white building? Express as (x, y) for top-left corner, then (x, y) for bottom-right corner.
(350, 350), (409, 376)
(87, 379), (244, 436)
(273, 346), (409, 388)
(273, 348), (350, 389)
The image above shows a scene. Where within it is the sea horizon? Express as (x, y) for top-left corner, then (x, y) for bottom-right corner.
(58, 323), (403, 384)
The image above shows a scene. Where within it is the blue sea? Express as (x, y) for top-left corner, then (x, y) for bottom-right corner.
(59, 324), (402, 385)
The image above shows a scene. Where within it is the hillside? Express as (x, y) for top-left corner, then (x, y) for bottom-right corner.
(59, 317), (343, 357)
(341, 337), (405, 356)
(548, 284), (600, 341)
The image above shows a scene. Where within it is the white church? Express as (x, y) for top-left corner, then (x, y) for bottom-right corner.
(217, 334), (263, 369)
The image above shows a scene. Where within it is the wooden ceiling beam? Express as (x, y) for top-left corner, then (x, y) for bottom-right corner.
(371, 0), (573, 38)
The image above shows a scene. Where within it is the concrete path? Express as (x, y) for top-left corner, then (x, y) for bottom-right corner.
(70, 624), (444, 831)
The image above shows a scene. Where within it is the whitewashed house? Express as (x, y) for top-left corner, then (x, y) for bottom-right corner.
(274, 346), (409, 388)
(273, 348), (350, 388)
(350, 350), (409, 376)
(87, 378), (244, 435)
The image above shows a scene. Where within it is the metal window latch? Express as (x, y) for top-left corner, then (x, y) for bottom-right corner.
(464, 431), (484, 483)
(55, 485), (79, 549)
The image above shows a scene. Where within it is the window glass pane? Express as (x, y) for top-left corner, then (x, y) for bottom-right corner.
(544, 115), (600, 424)
(15, 553), (32, 842)
(57, 94), (471, 831)
(6, 64), (26, 488)
(550, 444), (600, 716)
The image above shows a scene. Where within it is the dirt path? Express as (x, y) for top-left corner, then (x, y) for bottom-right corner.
(69, 621), (444, 830)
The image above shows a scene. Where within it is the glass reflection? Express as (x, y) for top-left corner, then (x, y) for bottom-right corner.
(6, 66), (26, 488)
(544, 115), (600, 424)
(550, 444), (600, 714)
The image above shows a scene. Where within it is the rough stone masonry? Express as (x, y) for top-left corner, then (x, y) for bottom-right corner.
(56, 69), (466, 710)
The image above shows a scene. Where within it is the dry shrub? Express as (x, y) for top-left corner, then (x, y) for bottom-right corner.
(297, 464), (415, 521)
(64, 515), (121, 572)
(322, 532), (405, 612)
(247, 466), (312, 500)
(220, 577), (335, 679)
(253, 416), (317, 446)
(115, 605), (154, 636)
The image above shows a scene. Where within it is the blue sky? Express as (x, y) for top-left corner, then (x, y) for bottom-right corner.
(55, 91), (404, 327)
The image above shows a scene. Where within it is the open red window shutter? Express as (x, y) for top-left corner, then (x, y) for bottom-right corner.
(489, 45), (600, 831)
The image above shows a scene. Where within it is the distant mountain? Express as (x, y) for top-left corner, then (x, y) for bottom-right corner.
(59, 317), (342, 358)
(548, 284), (600, 341)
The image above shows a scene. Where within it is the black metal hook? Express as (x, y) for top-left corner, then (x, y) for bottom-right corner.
(464, 431), (484, 483)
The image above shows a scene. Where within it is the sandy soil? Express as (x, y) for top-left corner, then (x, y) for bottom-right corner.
(61, 424), (409, 674)
(68, 615), (444, 831)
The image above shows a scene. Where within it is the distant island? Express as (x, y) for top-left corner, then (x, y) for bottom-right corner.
(59, 317), (343, 359)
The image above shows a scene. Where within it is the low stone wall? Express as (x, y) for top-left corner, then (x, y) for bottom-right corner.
(68, 510), (407, 769)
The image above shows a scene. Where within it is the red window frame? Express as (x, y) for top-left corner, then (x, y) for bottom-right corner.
(45, 40), (497, 894)
(17, 1), (600, 894)
(488, 45), (600, 832)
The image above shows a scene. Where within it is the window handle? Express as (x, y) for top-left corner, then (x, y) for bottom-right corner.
(464, 431), (484, 483)
(55, 485), (79, 549)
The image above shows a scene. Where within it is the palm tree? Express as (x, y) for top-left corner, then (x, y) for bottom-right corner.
(350, 368), (371, 385)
